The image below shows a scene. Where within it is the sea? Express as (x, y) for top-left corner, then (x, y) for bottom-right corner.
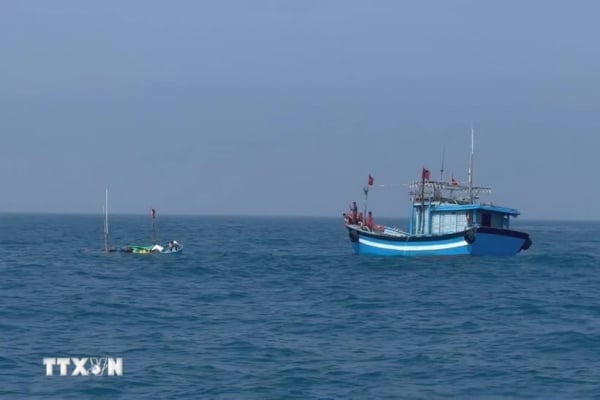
(1, 214), (599, 399)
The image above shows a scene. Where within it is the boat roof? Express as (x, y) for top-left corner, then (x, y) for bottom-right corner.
(408, 179), (519, 215)
(433, 203), (520, 216)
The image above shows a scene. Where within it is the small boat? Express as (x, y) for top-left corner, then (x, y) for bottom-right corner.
(120, 242), (183, 254)
(103, 191), (183, 254)
(343, 131), (532, 256)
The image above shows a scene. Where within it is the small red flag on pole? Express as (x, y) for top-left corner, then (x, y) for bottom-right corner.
(367, 174), (374, 186)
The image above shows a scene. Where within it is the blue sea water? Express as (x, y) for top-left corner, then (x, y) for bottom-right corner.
(1, 214), (600, 399)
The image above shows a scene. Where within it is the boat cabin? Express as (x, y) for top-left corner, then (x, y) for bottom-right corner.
(408, 181), (520, 235)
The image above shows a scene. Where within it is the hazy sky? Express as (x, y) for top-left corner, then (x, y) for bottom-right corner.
(1, 1), (599, 219)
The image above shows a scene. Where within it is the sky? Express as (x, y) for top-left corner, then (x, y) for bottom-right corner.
(1, 0), (599, 219)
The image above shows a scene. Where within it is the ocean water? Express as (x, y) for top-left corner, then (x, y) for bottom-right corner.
(1, 214), (599, 399)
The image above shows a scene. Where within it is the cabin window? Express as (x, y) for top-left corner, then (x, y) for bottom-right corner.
(481, 212), (491, 227)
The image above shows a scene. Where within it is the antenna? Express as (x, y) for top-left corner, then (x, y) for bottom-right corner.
(468, 127), (474, 203)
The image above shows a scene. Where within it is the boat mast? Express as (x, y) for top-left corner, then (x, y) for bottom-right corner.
(420, 168), (426, 235)
(468, 127), (474, 203)
(440, 140), (446, 181)
(104, 188), (109, 252)
(363, 174), (375, 221)
(151, 208), (157, 244)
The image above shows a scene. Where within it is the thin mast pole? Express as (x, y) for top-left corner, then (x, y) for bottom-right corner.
(363, 174), (372, 224)
(152, 209), (157, 244)
(104, 188), (109, 252)
(420, 170), (425, 235)
(440, 140), (446, 181)
(363, 192), (368, 223)
(468, 127), (474, 203)
(363, 184), (367, 222)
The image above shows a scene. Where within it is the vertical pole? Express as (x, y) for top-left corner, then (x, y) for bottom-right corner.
(440, 140), (446, 181)
(363, 190), (368, 222)
(420, 171), (425, 235)
(104, 188), (109, 252)
(468, 127), (474, 203)
(409, 202), (414, 234)
(363, 174), (372, 225)
(152, 209), (157, 245)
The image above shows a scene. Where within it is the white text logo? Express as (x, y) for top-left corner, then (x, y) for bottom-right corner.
(43, 357), (123, 376)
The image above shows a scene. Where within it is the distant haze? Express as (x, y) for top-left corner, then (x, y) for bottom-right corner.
(1, 1), (599, 220)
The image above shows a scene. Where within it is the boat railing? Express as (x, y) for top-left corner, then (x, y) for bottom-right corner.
(409, 180), (491, 201)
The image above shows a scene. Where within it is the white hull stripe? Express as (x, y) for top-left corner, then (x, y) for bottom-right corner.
(359, 237), (469, 251)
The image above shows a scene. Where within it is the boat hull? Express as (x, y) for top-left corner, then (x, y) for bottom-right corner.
(120, 245), (183, 254)
(347, 226), (530, 256)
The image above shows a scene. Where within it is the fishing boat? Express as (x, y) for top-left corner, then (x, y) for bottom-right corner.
(117, 208), (184, 254)
(120, 243), (183, 254)
(103, 190), (183, 254)
(343, 131), (532, 256)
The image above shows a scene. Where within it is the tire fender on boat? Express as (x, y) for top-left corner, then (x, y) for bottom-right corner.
(349, 229), (359, 243)
(464, 229), (476, 244)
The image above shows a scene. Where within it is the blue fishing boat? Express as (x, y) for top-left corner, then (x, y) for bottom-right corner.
(343, 132), (532, 256)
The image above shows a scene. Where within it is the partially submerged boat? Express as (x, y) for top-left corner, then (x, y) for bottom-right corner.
(120, 241), (183, 254)
(344, 132), (531, 256)
(103, 191), (183, 254)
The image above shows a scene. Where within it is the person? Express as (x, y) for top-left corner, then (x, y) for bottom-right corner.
(366, 211), (374, 230)
(169, 240), (180, 251)
(342, 213), (350, 225)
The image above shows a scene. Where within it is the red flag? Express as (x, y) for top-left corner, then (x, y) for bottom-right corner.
(451, 176), (458, 186)
(151, 208), (156, 218)
(367, 174), (374, 186)
(422, 168), (430, 181)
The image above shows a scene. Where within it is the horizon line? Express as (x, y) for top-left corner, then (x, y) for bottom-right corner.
(0, 210), (597, 223)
